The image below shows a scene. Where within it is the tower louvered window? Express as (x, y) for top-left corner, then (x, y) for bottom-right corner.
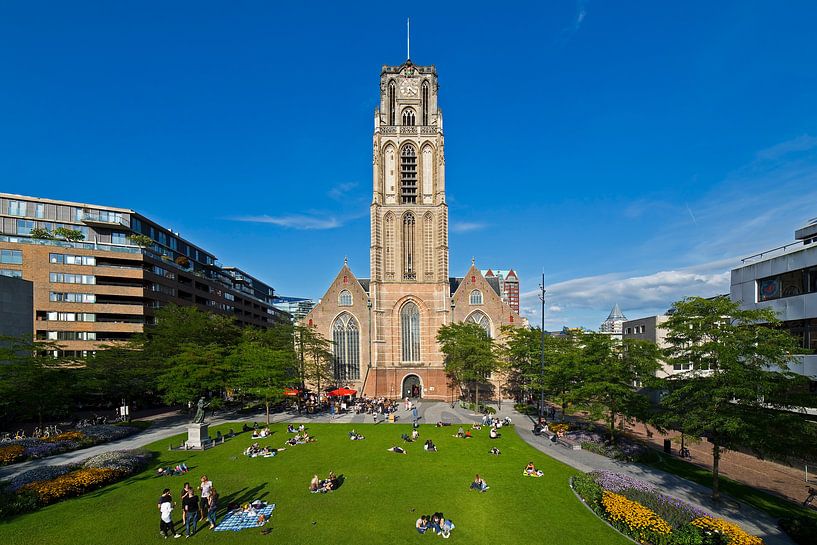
(388, 81), (396, 125)
(402, 108), (415, 126)
(422, 81), (429, 125)
(403, 213), (415, 280)
(401, 302), (421, 362)
(424, 214), (433, 276)
(384, 214), (395, 278)
(400, 145), (417, 204)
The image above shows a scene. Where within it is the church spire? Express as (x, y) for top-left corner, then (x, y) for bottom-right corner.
(407, 17), (411, 60)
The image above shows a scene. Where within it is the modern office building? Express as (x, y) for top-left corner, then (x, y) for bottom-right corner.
(620, 314), (687, 377)
(0, 275), (33, 340)
(730, 218), (817, 378)
(599, 303), (627, 339)
(272, 296), (318, 322)
(482, 269), (520, 313)
(0, 193), (289, 356)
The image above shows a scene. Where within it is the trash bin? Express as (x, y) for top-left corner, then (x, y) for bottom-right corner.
(663, 439), (672, 454)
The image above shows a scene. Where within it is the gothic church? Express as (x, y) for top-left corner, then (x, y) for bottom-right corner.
(304, 58), (521, 400)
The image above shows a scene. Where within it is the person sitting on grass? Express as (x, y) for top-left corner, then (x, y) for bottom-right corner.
(472, 424), (482, 431)
(470, 474), (489, 492)
(489, 428), (499, 439)
(309, 474), (321, 492)
(416, 515), (428, 534)
(429, 513), (443, 534)
(524, 461), (544, 477)
(464, 430), (472, 438)
(440, 517), (456, 538)
(423, 439), (437, 452)
(455, 426), (465, 438)
(489, 447), (501, 456)
(287, 424), (297, 433)
(349, 430), (365, 440)
(387, 445), (407, 454)
(411, 429), (420, 441)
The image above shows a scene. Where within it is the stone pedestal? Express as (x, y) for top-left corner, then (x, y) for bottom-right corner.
(185, 423), (211, 450)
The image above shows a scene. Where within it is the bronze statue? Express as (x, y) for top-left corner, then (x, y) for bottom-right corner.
(192, 397), (209, 424)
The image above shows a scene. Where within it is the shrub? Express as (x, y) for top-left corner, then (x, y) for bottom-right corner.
(483, 406), (496, 415)
(779, 516), (817, 545)
(690, 516), (764, 545)
(571, 473), (603, 508)
(601, 490), (672, 541)
(0, 445), (25, 465)
(21, 468), (122, 505)
(0, 489), (38, 519)
(551, 423), (570, 434)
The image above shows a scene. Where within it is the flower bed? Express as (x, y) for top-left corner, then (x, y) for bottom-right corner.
(571, 471), (764, 545)
(0, 449), (152, 518)
(0, 425), (141, 466)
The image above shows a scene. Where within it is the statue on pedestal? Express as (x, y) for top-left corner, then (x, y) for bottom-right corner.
(192, 397), (209, 424)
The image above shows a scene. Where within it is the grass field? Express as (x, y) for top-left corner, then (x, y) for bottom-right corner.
(0, 422), (631, 545)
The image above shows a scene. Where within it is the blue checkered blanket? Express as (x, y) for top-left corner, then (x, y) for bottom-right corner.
(214, 503), (275, 532)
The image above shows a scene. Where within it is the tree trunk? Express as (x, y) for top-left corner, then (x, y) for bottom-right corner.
(475, 382), (480, 413)
(265, 400), (270, 425)
(712, 440), (721, 501)
(609, 412), (616, 444)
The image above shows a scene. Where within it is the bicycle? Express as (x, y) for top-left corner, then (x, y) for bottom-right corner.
(804, 487), (817, 510)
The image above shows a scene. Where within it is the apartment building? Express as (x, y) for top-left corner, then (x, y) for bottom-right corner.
(0, 275), (33, 340)
(0, 193), (289, 356)
(482, 269), (520, 313)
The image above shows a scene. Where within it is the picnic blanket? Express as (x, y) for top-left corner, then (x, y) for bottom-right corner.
(214, 503), (276, 532)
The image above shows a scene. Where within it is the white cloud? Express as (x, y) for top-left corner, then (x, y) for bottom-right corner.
(451, 221), (487, 233)
(548, 305), (563, 313)
(231, 214), (342, 230)
(327, 181), (359, 201)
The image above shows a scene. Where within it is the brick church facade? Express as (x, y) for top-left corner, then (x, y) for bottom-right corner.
(304, 58), (521, 401)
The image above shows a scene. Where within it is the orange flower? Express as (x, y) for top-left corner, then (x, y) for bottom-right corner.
(691, 516), (764, 545)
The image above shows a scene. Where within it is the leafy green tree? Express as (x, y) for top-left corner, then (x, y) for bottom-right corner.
(157, 343), (231, 406)
(571, 334), (660, 443)
(437, 322), (498, 409)
(657, 296), (811, 501)
(80, 341), (159, 415)
(53, 227), (84, 242)
(0, 337), (74, 428)
(293, 325), (333, 396)
(227, 326), (296, 424)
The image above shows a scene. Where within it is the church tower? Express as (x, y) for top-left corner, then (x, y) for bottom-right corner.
(368, 59), (452, 398)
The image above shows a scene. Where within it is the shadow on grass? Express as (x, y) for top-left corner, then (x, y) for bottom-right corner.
(220, 482), (269, 512)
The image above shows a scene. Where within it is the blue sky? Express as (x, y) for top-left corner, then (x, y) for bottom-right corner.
(2, 1), (817, 329)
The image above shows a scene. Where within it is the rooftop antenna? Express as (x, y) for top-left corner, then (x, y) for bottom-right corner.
(407, 17), (411, 60)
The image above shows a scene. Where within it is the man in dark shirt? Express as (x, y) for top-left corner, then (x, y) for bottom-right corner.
(181, 488), (200, 537)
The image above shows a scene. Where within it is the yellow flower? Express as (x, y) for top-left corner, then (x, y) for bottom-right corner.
(601, 491), (672, 537)
(691, 516), (764, 545)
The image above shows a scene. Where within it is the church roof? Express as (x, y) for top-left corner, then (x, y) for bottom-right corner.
(606, 303), (627, 321)
(358, 278), (370, 294)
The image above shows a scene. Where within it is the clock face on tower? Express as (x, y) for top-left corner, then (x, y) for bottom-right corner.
(399, 79), (418, 97)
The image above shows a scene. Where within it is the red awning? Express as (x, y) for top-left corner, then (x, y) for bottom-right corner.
(327, 387), (357, 397)
(284, 388), (301, 397)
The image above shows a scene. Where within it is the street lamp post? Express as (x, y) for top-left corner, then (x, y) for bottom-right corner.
(538, 273), (546, 418)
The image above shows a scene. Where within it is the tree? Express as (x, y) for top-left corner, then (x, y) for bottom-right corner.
(227, 326), (296, 424)
(437, 322), (498, 410)
(157, 343), (231, 405)
(0, 336), (74, 428)
(656, 296), (811, 501)
(80, 340), (160, 415)
(30, 227), (54, 239)
(53, 227), (84, 242)
(571, 334), (660, 443)
(293, 325), (333, 396)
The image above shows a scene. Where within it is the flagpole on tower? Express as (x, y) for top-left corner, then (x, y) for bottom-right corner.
(407, 17), (411, 60)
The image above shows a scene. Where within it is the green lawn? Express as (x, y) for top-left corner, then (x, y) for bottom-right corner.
(1, 422), (631, 545)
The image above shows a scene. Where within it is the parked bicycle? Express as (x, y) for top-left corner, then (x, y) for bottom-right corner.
(804, 487), (817, 510)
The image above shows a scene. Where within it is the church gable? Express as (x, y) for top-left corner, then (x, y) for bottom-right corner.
(303, 262), (369, 329)
(452, 264), (521, 331)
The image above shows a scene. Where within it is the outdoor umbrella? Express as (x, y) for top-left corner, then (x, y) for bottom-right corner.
(327, 387), (357, 397)
(284, 388), (301, 397)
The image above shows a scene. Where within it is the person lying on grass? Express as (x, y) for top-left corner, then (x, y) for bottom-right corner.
(387, 445), (407, 454)
(349, 430), (365, 440)
(470, 474), (489, 492)
(287, 424), (297, 433)
(156, 463), (189, 477)
(423, 439), (437, 452)
(402, 433), (414, 443)
(523, 461), (544, 477)
(252, 427), (271, 439)
(489, 447), (500, 456)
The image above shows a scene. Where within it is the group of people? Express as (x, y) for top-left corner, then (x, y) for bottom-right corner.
(524, 461), (544, 477)
(251, 427), (271, 439)
(243, 443), (285, 458)
(156, 463), (189, 477)
(157, 475), (218, 538)
(454, 427), (473, 439)
(309, 471), (338, 493)
(285, 424), (315, 445)
(470, 474), (489, 492)
(415, 512), (456, 538)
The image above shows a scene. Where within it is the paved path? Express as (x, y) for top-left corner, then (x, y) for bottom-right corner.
(0, 401), (795, 544)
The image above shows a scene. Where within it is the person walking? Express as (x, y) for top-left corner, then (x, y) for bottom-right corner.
(158, 488), (182, 539)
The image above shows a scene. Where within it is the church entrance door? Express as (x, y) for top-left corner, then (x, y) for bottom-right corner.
(402, 374), (422, 399)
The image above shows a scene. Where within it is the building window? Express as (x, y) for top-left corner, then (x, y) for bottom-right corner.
(470, 289), (483, 305)
(421, 81), (429, 125)
(49, 273), (95, 284)
(8, 201), (27, 216)
(423, 213), (433, 275)
(403, 213), (415, 279)
(0, 250), (22, 264)
(384, 213), (395, 277)
(45, 312), (96, 322)
(388, 80), (396, 125)
(402, 108), (415, 126)
(332, 312), (360, 381)
(17, 219), (34, 235)
(467, 310), (492, 338)
(50, 292), (96, 303)
(49, 253), (95, 266)
(401, 301), (421, 362)
(338, 289), (353, 306)
(400, 145), (417, 204)
(758, 267), (816, 301)
(35, 203), (45, 219)
(0, 269), (22, 278)
(112, 231), (128, 245)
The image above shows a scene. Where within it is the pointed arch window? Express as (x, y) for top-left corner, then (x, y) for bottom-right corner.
(384, 213), (395, 278)
(338, 289), (353, 306)
(332, 313), (360, 380)
(403, 213), (415, 280)
(470, 289), (483, 305)
(402, 108), (415, 126)
(388, 80), (396, 125)
(421, 81), (429, 125)
(423, 213), (433, 276)
(400, 145), (417, 204)
(467, 310), (492, 338)
(401, 302), (421, 362)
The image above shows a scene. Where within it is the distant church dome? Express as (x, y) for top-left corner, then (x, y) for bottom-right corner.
(599, 303), (627, 334)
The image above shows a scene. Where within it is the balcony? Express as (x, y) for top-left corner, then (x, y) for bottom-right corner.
(80, 212), (130, 228)
(379, 125), (439, 136)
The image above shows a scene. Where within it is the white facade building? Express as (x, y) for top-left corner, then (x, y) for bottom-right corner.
(730, 218), (817, 379)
